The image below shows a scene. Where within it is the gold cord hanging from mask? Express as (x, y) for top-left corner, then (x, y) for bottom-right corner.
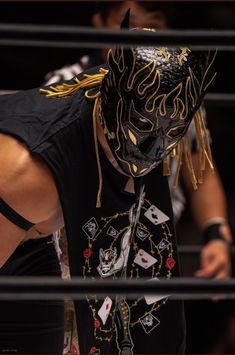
(93, 96), (103, 208)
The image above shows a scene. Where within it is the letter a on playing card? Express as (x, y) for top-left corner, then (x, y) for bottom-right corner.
(144, 205), (169, 225)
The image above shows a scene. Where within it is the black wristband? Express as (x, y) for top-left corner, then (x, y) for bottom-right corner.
(0, 197), (35, 231)
(202, 223), (231, 246)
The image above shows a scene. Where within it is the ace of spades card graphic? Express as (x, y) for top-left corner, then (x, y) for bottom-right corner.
(144, 205), (169, 226)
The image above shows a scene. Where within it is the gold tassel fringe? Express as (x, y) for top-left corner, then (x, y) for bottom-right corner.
(164, 106), (214, 190)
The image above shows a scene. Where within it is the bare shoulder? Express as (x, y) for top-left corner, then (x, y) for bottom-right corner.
(0, 134), (63, 268)
(0, 133), (60, 224)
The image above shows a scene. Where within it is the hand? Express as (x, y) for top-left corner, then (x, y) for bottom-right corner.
(195, 240), (232, 279)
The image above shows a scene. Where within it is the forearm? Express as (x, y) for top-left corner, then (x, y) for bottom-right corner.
(189, 171), (227, 230)
(182, 154), (232, 243)
(183, 161), (233, 278)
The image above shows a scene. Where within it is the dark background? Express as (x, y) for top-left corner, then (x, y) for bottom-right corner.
(0, 2), (235, 353)
(0, 1), (235, 92)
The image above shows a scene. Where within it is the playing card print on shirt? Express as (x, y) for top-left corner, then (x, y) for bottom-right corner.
(136, 227), (149, 241)
(134, 249), (157, 269)
(144, 205), (169, 225)
(82, 217), (99, 238)
(144, 278), (169, 305)
(140, 313), (160, 334)
(157, 238), (170, 253)
(107, 226), (118, 238)
(98, 297), (113, 325)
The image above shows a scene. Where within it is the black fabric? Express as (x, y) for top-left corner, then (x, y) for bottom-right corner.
(0, 236), (64, 354)
(0, 68), (186, 354)
(0, 197), (35, 231)
(202, 223), (230, 245)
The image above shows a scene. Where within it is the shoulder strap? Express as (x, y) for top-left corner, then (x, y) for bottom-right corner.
(0, 198), (35, 231)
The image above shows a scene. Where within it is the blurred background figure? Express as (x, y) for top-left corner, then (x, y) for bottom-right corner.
(45, 2), (233, 354)
(45, 1), (171, 84)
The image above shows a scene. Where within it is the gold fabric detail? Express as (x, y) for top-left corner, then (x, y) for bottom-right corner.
(166, 106), (214, 189)
(163, 156), (171, 176)
(132, 164), (138, 173)
(156, 48), (171, 60)
(194, 108), (214, 183)
(177, 48), (191, 65)
(139, 168), (148, 175)
(93, 96), (103, 208)
(40, 68), (108, 98)
(128, 129), (137, 145)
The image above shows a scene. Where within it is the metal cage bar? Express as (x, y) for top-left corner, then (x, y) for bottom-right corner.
(1, 24), (235, 50)
(0, 277), (235, 300)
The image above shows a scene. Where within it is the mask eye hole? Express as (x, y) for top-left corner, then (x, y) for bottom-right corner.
(130, 114), (153, 131)
(166, 125), (186, 139)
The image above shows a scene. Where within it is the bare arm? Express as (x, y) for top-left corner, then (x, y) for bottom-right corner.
(182, 153), (232, 278)
(0, 133), (63, 268)
(182, 154), (228, 230)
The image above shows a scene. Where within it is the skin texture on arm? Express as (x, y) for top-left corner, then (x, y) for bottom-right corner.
(182, 154), (228, 229)
(181, 152), (232, 279)
(0, 133), (63, 268)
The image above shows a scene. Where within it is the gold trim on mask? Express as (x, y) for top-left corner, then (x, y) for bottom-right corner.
(139, 168), (148, 174)
(177, 48), (191, 65)
(155, 48), (171, 60)
(106, 45), (213, 129)
(132, 164), (138, 173)
(128, 129), (137, 146)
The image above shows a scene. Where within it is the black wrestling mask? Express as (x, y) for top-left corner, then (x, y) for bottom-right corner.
(100, 32), (216, 177)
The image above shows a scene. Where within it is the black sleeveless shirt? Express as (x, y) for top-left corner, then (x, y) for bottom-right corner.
(0, 67), (185, 354)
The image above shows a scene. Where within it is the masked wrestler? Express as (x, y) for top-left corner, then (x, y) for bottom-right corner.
(0, 27), (215, 354)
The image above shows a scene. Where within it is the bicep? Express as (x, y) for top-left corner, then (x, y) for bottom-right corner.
(0, 135), (61, 266)
(0, 136), (60, 224)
